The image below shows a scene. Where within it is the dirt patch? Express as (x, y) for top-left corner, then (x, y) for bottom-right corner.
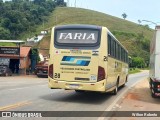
(134, 104), (143, 108)
(125, 93), (140, 100)
(123, 79), (155, 103)
(110, 78), (160, 120)
(118, 79), (160, 111)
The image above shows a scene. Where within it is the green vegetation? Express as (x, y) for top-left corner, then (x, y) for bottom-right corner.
(0, 5), (153, 68)
(130, 57), (145, 68)
(129, 68), (141, 74)
(0, 42), (15, 46)
(122, 13), (127, 20)
(37, 7), (153, 67)
(0, 0), (66, 40)
(113, 30), (150, 67)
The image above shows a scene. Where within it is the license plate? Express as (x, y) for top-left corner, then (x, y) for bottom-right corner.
(69, 84), (79, 89)
(70, 50), (82, 54)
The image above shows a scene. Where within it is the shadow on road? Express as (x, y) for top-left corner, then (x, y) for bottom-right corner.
(40, 86), (125, 105)
(40, 91), (114, 104)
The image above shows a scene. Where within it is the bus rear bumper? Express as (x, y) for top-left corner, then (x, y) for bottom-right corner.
(48, 78), (106, 92)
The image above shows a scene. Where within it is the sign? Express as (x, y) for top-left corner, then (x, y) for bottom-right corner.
(56, 29), (99, 44)
(0, 58), (10, 65)
(0, 47), (20, 55)
(0, 111), (159, 117)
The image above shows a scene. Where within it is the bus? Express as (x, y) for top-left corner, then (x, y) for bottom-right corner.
(48, 24), (128, 94)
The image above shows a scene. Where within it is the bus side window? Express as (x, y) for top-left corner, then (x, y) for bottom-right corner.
(122, 48), (124, 62)
(113, 39), (116, 58)
(118, 45), (121, 60)
(116, 42), (118, 59)
(111, 37), (114, 57)
(108, 34), (111, 55)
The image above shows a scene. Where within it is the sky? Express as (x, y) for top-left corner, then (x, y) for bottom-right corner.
(64, 0), (160, 28)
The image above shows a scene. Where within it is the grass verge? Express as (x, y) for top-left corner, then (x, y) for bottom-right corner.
(129, 68), (141, 74)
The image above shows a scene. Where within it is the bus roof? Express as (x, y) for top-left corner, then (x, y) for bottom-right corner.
(54, 24), (102, 30)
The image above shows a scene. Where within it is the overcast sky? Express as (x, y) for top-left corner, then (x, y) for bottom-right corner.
(65, 0), (160, 28)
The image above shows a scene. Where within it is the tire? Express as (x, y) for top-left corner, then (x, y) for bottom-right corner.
(122, 81), (126, 87)
(5, 73), (8, 76)
(122, 76), (128, 87)
(149, 79), (152, 89)
(37, 75), (41, 78)
(75, 90), (85, 93)
(112, 83), (118, 95)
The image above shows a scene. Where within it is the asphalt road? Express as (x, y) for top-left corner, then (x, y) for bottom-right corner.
(0, 71), (149, 120)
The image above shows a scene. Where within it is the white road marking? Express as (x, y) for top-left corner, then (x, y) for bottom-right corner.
(0, 81), (47, 83)
(0, 81), (47, 86)
(1, 85), (46, 91)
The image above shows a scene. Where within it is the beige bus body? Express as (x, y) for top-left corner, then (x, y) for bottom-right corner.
(48, 25), (128, 93)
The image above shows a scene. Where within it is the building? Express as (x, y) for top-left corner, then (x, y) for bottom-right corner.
(0, 46), (31, 75)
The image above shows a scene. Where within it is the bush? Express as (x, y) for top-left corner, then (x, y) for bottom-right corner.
(131, 57), (145, 68)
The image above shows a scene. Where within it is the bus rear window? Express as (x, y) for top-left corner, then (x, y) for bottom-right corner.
(54, 29), (100, 47)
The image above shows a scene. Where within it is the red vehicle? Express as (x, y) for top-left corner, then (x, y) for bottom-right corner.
(35, 61), (48, 78)
(0, 65), (12, 76)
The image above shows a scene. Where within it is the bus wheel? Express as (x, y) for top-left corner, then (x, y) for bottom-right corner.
(122, 80), (127, 87)
(122, 82), (126, 87)
(112, 83), (118, 95)
(5, 73), (8, 76)
(122, 76), (128, 87)
(75, 90), (85, 93)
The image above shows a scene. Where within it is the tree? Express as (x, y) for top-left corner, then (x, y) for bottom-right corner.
(0, 27), (11, 39)
(122, 13), (127, 20)
(138, 20), (141, 25)
(55, 0), (66, 6)
(0, 0), (64, 39)
(131, 57), (145, 68)
(144, 24), (150, 30)
(0, 0), (4, 16)
(1, 18), (11, 28)
(33, 0), (46, 5)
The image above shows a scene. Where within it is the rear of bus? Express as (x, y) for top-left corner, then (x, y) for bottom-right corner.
(48, 25), (107, 92)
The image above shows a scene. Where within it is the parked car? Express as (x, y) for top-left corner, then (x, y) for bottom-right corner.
(0, 65), (12, 76)
(35, 61), (48, 78)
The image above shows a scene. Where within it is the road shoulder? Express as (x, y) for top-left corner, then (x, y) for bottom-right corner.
(109, 78), (160, 119)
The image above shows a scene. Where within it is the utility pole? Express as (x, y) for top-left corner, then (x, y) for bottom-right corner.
(67, 0), (69, 7)
(75, 0), (76, 7)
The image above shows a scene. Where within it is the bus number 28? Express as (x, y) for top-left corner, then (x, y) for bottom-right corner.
(54, 73), (60, 78)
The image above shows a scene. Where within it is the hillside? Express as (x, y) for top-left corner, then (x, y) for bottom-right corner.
(37, 7), (154, 67)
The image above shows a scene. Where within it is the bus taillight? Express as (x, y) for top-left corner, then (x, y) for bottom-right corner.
(49, 64), (53, 78)
(98, 66), (105, 81)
